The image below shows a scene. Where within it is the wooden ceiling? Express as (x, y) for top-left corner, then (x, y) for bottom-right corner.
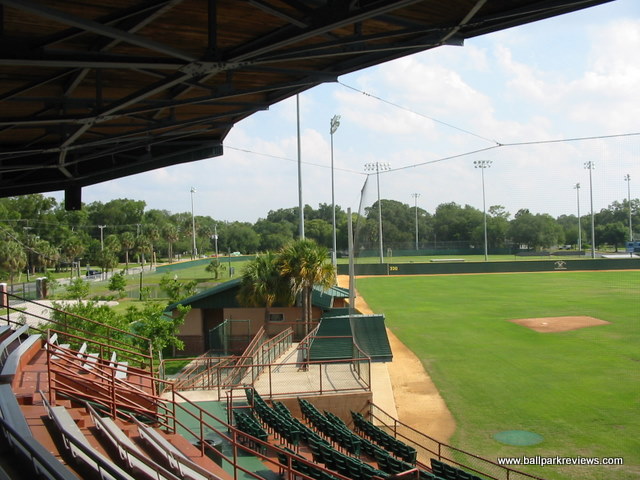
(0, 0), (613, 208)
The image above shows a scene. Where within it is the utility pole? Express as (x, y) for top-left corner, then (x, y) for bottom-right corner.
(98, 225), (106, 250)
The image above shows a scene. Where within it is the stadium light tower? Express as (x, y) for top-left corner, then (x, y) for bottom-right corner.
(574, 183), (582, 252)
(330, 115), (341, 267)
(364, 162), (391, 264)
(584, 162), (596, 258)
(190, 187), (197, 259)
(624, 174), (632, 242)
(474, 160), (492, 261)
(411, 193), (421, 251)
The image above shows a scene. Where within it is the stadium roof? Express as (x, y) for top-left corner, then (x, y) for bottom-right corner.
(0, 0), (613, 208)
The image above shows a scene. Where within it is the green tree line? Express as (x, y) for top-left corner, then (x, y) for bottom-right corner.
(1, 194), (638, 282)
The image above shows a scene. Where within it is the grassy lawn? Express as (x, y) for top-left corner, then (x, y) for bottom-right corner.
(356, 271), (639, 480)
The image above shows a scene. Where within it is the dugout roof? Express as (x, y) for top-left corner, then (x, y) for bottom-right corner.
(0, 0), (613, 208)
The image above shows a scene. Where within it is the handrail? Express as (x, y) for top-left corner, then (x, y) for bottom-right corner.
(40, 391), (136, 480)
(46, 338), (166, 422)
(221, 326), (267, 385)
(224, 327), (294, 387)
(87, 402), (184, 480)
(169, 356), (238, 393)
(0, 415), (79, 480)
(169, 328), (295, 393)
(2, 292), (154, 372)
(297, 323), (320, 367)
(47, 329), (153, 371)
(369, 402), (547, 480)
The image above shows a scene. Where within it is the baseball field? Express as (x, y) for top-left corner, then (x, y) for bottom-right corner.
(355, 270), (639, 480)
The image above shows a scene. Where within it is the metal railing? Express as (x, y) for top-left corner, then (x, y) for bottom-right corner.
(1, 291), (154, 373)
(369, 402), (546, 480)
(0, 412), (78, 480)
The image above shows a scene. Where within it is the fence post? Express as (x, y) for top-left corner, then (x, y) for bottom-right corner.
(0, 283), (7, 310)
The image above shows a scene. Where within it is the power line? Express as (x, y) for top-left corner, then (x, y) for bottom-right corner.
(338, 81), (501, 145)
(225, 145), (365, 175)
(385, 132), (640, 174)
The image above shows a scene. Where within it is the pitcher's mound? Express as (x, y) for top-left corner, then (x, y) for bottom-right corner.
(509, 316), (610, 333)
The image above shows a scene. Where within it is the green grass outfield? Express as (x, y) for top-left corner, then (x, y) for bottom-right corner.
(355, 271), (639, 480)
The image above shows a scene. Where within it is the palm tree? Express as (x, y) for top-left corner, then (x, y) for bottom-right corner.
(135, 235), (152, 269)
(145, 225), (160, 267)
(0, 239), (27, 284)
(163, 224), (179, 263)
(120, 232), (135, 272)
(278, 239), (335, 335)
(61, 236), (85, 277)
(237, 252), (293, 318)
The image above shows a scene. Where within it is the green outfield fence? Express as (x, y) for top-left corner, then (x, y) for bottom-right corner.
(337, 258), (639, 276)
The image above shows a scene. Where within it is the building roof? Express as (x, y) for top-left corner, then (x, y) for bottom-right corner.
(166, 278), (347, 311)
(312, 285), (350, 310)
(166, 278), (242, 311)
(0, 1), (612, 207)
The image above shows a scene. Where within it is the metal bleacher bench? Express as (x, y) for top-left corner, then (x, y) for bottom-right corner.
(0, 385), (78, 480)
(0, 334), (42, 383)
(130, 415), (219, 480)
(41, 392), (135, 480)
(87, 403), (181, 480)
(0, 324), (30, 365)
(109, 351), (128, 380)
(46, 332), (71, 360)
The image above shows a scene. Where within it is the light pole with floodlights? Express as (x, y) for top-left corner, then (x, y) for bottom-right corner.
(411, 193), (420, 251)
(330, 115), (341, 267)
(574, 183), (582, 252)
(474, 160), (491, 261)
(584, 162), (595, 258)
(624, 174), (632, 242)
(190, 187), (197, 259)
(364, 162), (390, 264)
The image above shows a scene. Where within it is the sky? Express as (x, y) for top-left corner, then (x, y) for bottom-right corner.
(51, 0), (640, 223)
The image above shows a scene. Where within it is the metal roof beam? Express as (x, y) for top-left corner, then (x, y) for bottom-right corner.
(248, 0), (309, 29)
(0, 0), (195, 62)
(228, 0), (425, 62)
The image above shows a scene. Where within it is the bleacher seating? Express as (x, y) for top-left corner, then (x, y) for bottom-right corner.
(108, 351), (129, 380)
(87, 403), (182, 480)
(351, 410), (417, 463)
(431, 459), (483, 480)
(0, 324), (29, 365)
(0, 334), (42, 383)
(0, 384), (77, 480)
(41, 392), (136, 480)
(131, 414), (218, 480)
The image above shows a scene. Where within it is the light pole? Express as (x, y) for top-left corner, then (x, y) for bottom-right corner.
(190, 187), (197, 259)
(98, 225), (106, 251)
(624, 174), (632, 242)
(297, 95), (304, 240)
(330, 114), (341, 267)
(411, 193), (421, 251)
(213, 225), (219, 258)
(364, 162), (390, 263)
(574, 183), (582, 252)
(584, 162), (596, 258)
(474, 160), (492, 261)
